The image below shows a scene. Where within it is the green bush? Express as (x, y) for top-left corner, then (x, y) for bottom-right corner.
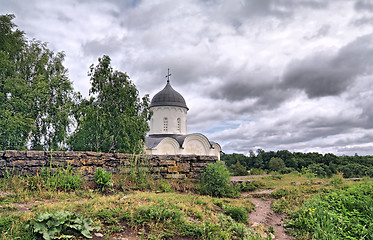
(223, 206), (248, 223)
(235, 181), (262, 192)
(94, 168), (114, 192)
(249, 168), (268, 175)
(199, 162), (237, 197)
(279, 167), (293, 174)
(25, 211), (99, 240)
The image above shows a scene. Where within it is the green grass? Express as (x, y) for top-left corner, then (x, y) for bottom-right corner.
(287, 183), (373, 239)
(1, 169), (371, 240)
(0, 169), (267, 240)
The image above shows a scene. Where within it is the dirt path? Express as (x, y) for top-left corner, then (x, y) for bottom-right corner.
(231, 176), (293, 240)
(249, 196), (291, 240)
(242, 188), (293, 240)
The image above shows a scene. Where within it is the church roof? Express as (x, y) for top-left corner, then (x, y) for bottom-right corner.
(150, 81), (188, 110)
(145, 133), (214, 149)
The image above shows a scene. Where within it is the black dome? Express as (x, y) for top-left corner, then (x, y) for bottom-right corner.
(150, 81), (188, 110)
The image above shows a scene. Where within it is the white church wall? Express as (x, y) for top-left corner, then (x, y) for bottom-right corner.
(145, 137), (179, 155)
(149, 106), (187, 135)
(211, 143), (222, 160)
(145, 134), (221, 158)
(182, 134), (210, 155)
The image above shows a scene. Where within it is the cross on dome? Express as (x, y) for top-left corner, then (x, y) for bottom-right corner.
(165, 68), (171, 83)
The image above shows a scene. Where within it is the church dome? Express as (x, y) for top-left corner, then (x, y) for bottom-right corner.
(150, 81), (188, 110)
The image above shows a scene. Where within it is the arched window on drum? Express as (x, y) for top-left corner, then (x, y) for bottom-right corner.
(177, 118), (181, 132)
(163, 117), (168, 132)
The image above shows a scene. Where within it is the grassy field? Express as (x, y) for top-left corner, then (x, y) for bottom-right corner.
(0, 167), (372, 240)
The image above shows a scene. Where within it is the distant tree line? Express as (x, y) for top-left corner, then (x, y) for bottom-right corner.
(0, 14), (151, 153)
(222, 150), (373, 178)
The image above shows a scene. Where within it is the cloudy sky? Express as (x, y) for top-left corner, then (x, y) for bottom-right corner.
(2, 0), (373, 155)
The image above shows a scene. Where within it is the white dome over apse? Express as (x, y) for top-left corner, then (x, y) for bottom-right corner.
(149, 76), (188, 135)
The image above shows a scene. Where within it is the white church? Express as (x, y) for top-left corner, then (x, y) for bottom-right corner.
(145, 71), (221, 160)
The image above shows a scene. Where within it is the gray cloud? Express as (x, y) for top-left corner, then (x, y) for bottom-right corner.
(218, 0), (327, 21)
(282, 34), (373, 98)
(353, 17), (373, 26)
(82, 37), (123, 56)
(355, 0), (373, 12)
(305, 25), (330, 39)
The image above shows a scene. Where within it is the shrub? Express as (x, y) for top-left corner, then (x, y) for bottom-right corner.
(94, 168), (114, 192)
(279, 167), (293, 174)
(199, 162), (236, 197)
(223, 206), (248, 223)
(249, 168), (267, 175)
(236, 181), (262, 192)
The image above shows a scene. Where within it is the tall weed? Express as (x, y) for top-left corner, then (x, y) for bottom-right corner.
(287, 183), (373, 239)
(27, 165), (83, 191)
(94, 168), (114, 192)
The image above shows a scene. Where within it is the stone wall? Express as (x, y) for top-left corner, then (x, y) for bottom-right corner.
(0, 150), (218, 179)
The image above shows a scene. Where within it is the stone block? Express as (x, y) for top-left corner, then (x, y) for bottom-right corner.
(101, 153), (115, 159)
(64, 151), (77, 157)
(120, 160), (130, 166)
(177, 163), (190, 172)
(152, 167), (168, 173)
(65, 158), (82, 166)
(0, 160), (6, 167)
(49, 159), (67, 167)
(149, 161), (159, 167)
(165, 174), (186, 179)
(192, 167), (202, 172)
(114, 153), (130, 159)
(159, 160), (176, 166)
(85, 151), (103, 157)
(7, 160), (26, 167)
(4, 150), (26, 159)
(49, 151), (65, 157)
(181, 156), (197, 162)
(28, 160), (46, 167)
(167, 166), (179, 173)
(26, 151), (45, 159)
(191, 162), (207, 167)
